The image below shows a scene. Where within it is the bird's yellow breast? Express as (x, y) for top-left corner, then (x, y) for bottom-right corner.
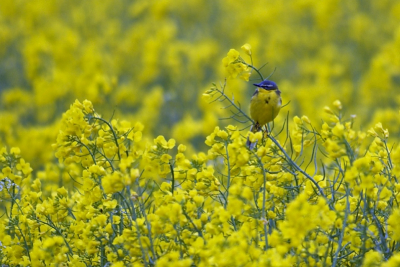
(250, 88), (282, 126)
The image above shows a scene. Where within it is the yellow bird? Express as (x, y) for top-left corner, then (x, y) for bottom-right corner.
(247, 80), (282, 149)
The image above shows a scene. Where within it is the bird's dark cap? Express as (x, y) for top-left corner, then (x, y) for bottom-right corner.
(253, 80), (278, 90)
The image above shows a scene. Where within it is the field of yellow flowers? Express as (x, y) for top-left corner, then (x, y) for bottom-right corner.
(1, 0), (400, 266)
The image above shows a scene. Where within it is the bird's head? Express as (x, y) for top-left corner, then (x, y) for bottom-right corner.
(253, 80), (278, 90)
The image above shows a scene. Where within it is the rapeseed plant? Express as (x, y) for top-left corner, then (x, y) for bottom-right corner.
(1, 45), (400, 266)
(1, 1), (400, 266)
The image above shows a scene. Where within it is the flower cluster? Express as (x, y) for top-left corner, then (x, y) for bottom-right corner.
(1, 0), (399, 170)
(0, 2), (399, 264)
(222, 46), (251, 81)
(0, 85), (399, 266)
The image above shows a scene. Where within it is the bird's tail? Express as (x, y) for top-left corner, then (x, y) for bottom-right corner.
(246, 124), (261, 150)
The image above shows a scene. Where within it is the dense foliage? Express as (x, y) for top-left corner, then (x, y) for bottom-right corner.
(1, 0), (400, 266)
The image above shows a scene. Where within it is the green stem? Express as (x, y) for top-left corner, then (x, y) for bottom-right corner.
(268, 134), (328, 201)
(214, 85), (253, 123)
(224, 141), (231, 209)
(138, 198), (156, 262)
(332, 186), (350, 267)
(169, 162), (175, 195)
(182, 209), (204, 239)
(91, 116), (121, 161)
(243, 62), (264, 81)
(127, 190), (149, 267)
(253, 153), (268, 250)
(135, 180), (156, 263)
(384, 140), (393, 170)
(36, 217), (73, 256)
(76, 138), (97, 165)
(16, 225), (31, 261)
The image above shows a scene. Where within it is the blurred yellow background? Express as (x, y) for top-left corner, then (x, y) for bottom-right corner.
(0, 0), (399, 168)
